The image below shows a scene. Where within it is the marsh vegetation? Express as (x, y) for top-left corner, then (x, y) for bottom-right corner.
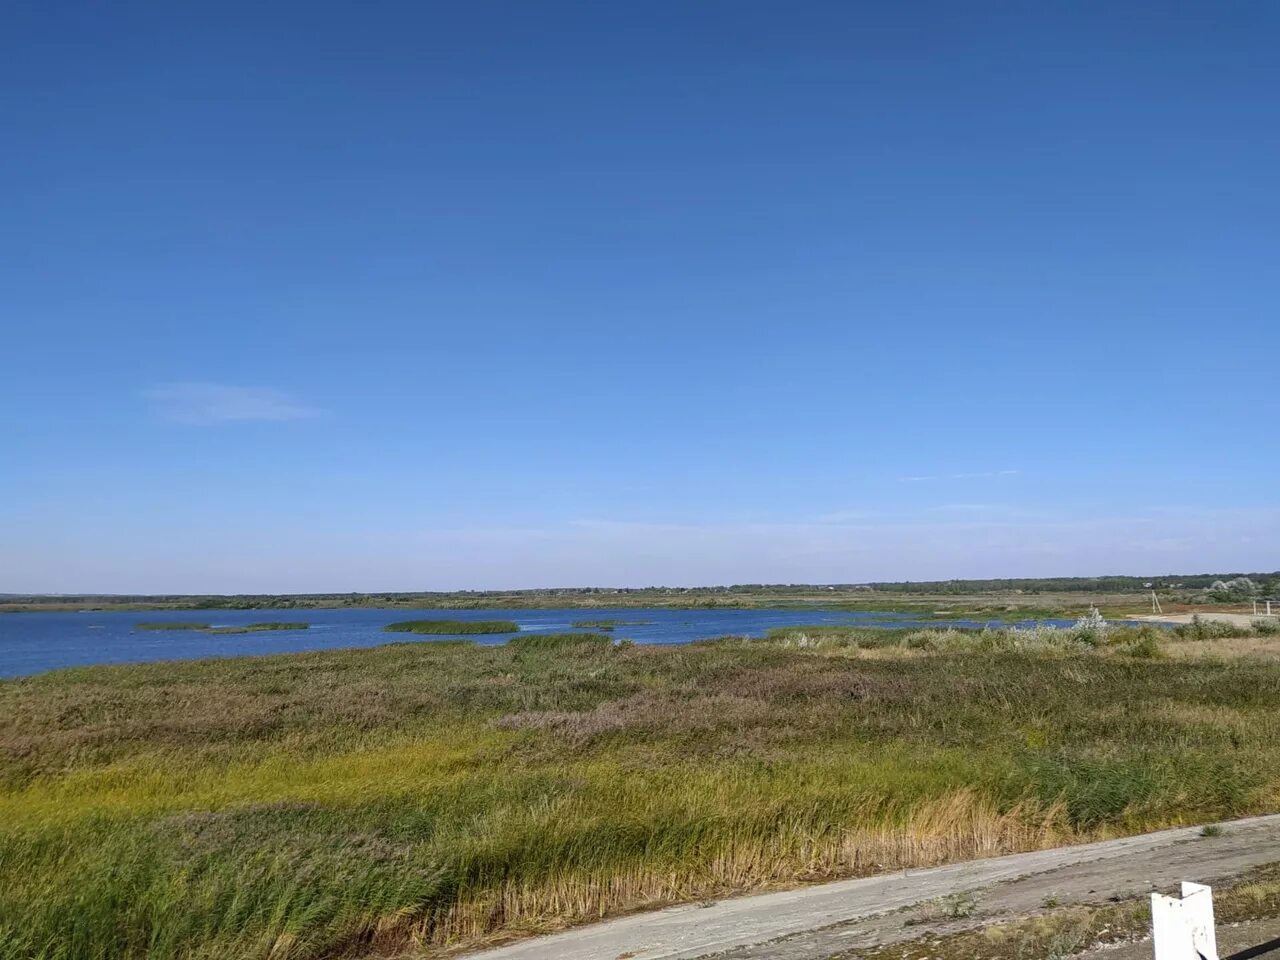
(208, 622), (311, 635)
(1, 625), (1277, 958)
(135, 621), (309, 634)
(10, 571), (1276, 617)
(382, 619), (519, 635)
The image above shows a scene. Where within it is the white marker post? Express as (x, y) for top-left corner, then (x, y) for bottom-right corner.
(1151, 882), (1218, 960)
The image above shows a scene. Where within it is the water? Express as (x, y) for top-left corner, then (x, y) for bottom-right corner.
(0, 607), (1082, 678)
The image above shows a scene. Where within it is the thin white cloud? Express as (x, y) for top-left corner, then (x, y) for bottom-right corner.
(901, 469), (1020, 482)
(951, 469), (1020, 479)
(144, 382), (322, 425)
(813, 509), (881, 524)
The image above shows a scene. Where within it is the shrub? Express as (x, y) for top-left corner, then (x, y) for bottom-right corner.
(1115, 633), (1165, 659)
(1070, 606), (1109, 645)
(1173, 615), (1244, 642)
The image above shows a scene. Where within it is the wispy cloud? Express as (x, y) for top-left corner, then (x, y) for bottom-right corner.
(953, 469), (1020, 479)
(143, 382), (323, 425)
(813, 509), (881, 524)
(901, 469), (1020, 482)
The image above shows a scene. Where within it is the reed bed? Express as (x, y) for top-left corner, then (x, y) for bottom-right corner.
(383, 619), (519, 635)
(134, 621), (310, 634)
(1, 627), (1277, 959)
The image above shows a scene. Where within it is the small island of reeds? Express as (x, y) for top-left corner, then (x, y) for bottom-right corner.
(207, 622), (311, 635)
(135, 621), (309, 634)
(383, 619), (519, 635)
(570, 618), (652, 630)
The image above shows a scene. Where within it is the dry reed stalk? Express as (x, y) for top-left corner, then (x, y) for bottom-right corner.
(385, 791), (1077, 954)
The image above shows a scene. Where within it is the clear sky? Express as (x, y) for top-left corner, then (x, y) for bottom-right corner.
(2, 2), (1277, 593)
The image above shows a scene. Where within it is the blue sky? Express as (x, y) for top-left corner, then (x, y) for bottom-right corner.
(2, 2), (1277, 592)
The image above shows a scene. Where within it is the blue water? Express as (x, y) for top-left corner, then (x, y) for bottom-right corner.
(0, 607), (1083, 678)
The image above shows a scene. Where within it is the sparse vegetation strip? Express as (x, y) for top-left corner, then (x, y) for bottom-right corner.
(383, 619), (519, 635)
(569, 618), (652, 630)
(135, 621), (310, 634)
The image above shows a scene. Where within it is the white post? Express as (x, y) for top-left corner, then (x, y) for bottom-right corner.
(1151, 882), (1218, 960)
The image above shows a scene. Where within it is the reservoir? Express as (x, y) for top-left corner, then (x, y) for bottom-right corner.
(0, 607), (1081, 678)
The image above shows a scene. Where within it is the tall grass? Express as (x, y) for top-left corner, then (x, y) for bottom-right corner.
(2, 631), (1278, 958)
(1170, 613), (1280, 641)
(760, 621), (1177, 655)
(507, 632), (614, 652)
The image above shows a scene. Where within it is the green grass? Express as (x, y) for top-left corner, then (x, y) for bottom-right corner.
(1170, 614), (1280, 641)
(2, 629), (1278, 959)
(382, 619), (519, 635)
(507, 631), (614, 651)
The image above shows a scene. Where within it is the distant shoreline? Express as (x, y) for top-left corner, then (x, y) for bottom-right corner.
(3, 574), (1275, 623)
(4, 571), (1272, 613)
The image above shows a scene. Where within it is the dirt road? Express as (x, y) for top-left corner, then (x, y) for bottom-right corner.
(461, 815), (1280, 960)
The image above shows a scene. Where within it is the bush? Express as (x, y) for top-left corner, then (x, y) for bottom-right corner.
(1070, 607), (1110, 645)
(1116, 632), (1166, 659)
(1173, 615), (1245, 642)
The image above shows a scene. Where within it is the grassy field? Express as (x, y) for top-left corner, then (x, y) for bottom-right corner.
(2, 626), (1279, 959)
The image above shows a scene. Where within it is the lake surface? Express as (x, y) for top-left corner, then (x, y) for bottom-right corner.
(0, 607), (1083, 678)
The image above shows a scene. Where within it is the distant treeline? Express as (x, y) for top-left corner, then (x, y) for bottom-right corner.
(863, 573), (1280, 594)
(5, 571), (1280, 612)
